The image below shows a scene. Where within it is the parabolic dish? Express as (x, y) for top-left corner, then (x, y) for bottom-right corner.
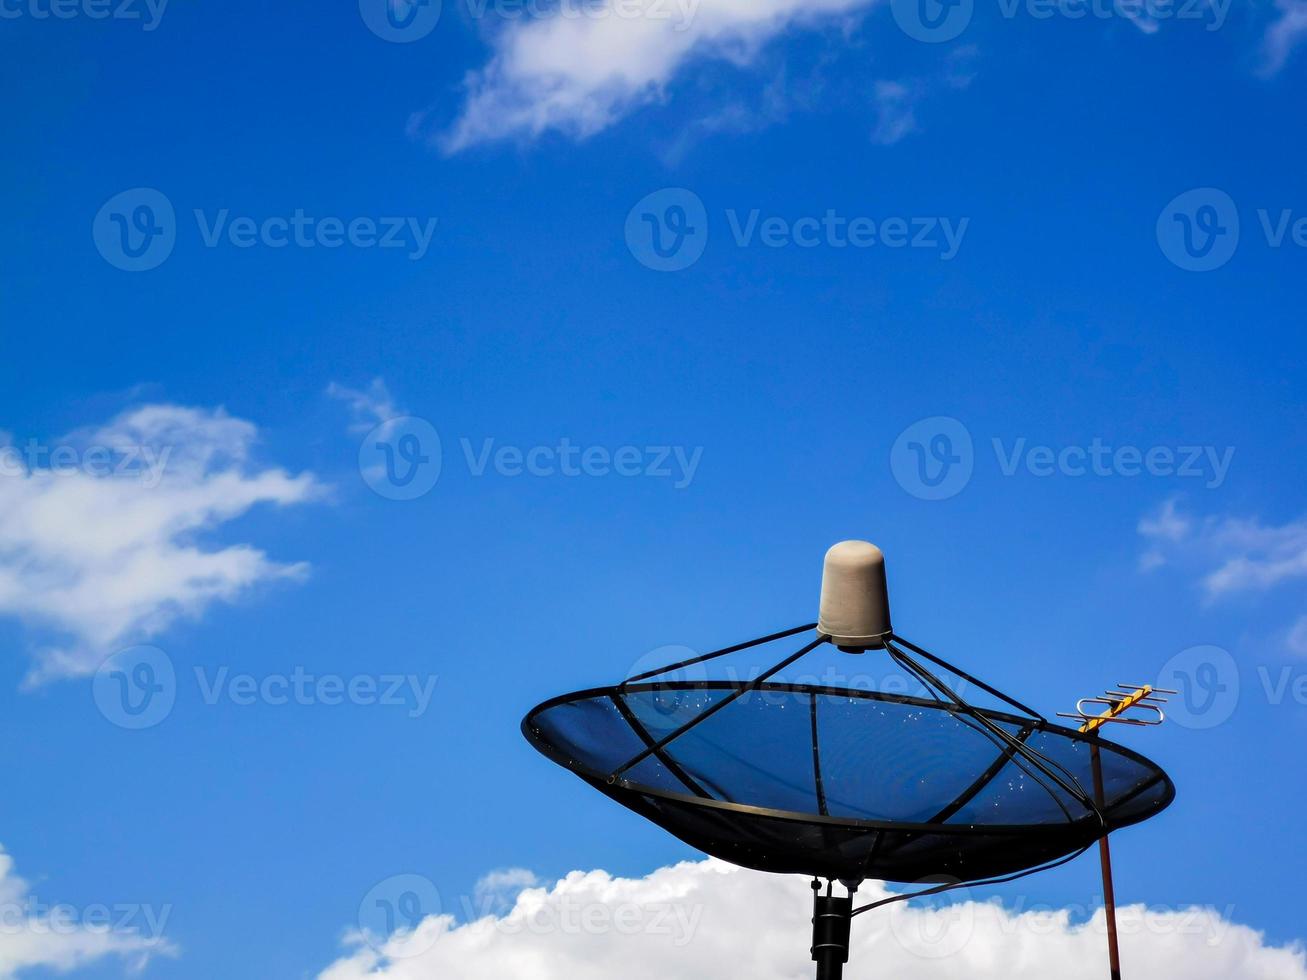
(523, 680), (1174, 883)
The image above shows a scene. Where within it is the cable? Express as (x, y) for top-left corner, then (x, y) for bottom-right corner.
(887, 646), (1079, 825)
(850, 840), (1096, 917)
(889, 632), (1046, 721)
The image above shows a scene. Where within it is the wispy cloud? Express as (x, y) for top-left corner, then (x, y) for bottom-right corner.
(869, 47), (978, 147)
(428, 0), (881, 153)
(1138, 499), (1307, 653)
(316, 857), (1307, 979)
(0, 404), (322, 683)
(326, 379), (402, 434)
(1261, 0), (1307, 74)
(870, 80), (918, 145)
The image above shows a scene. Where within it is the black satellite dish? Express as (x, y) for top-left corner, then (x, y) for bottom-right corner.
(523, 542), (1175, 979)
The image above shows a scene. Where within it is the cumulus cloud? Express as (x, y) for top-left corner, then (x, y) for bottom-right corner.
(316, 858), (1305, 979)
(0, 403), (322, 683)
(430, 0), (880, 153)
(1261, 0), (1307, 74)
(0, 845), (176, 976)
(472, 868), (542, 916)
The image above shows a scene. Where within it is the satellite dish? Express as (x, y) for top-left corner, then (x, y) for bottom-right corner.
(523, 542), (1175, 979)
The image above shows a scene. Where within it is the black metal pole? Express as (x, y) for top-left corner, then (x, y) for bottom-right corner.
(811, 881), (853, 980)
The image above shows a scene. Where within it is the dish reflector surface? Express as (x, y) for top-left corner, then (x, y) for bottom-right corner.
(524, 681), (1173, 882)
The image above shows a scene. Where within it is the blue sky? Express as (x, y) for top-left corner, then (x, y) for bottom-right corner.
(1, 0), (1306, 976)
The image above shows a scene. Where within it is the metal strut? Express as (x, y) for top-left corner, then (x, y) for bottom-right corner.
(608, 634), (829, 782)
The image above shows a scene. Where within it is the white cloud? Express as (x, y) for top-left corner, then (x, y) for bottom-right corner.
(870, 80), (918, 146)
(0, 844), (176, 977)
(432, 0), (879, 153)
(1286, 615), (1307, 657)
(316, 858), (1306, 979)
(327, 379), (402, 434)
(0, 403), (322, 683)
(472, 868), (542, 916)
(1262, 0), (1307, 74)
(1138, 500), (1307, 597)
(1138, 500), (1307, 653)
